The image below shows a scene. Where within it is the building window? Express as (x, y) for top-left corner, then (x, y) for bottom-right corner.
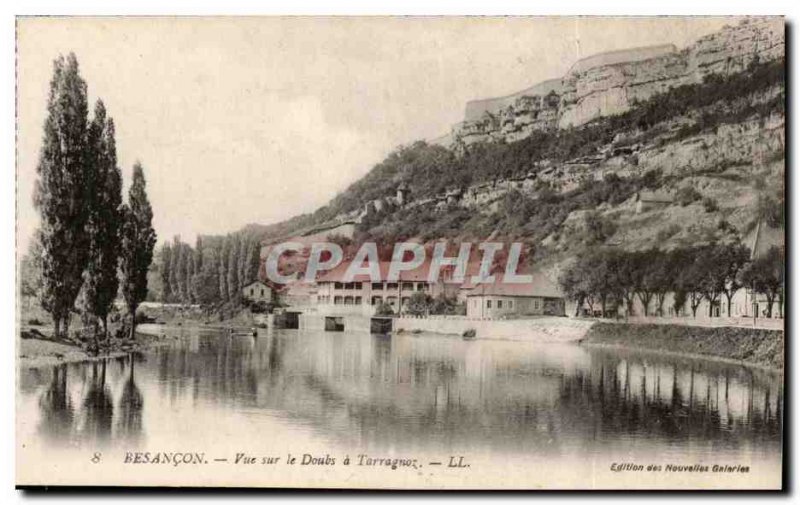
(334, 282), (343, 289)
(534, 299), (540, 310)
(354, 282), (362, 290)
(334, 296), (343, 305)
(509, 300), (513, 309)
(487, 300), (492, 309)
(416, 282), (425, 291)
(355, 296), (362, 305)
(402, 282), (414, 290)
(344, 296), (354, 305)
(260, 288), (264, 296)
(497, 300), (503, 309)
(372, 282), (383, 290)
(387, 283), (398, 290)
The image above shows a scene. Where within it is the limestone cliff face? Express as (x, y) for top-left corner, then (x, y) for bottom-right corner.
(690, 18), (785, 79)
(449, 17), (783, 146)
(635, 113), (785, 177)
(558, 46), (687, 128)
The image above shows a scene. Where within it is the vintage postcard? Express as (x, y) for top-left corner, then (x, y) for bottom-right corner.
(16, 16), (785, 490)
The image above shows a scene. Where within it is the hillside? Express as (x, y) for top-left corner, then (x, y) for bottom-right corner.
(258, 63), (782, 239)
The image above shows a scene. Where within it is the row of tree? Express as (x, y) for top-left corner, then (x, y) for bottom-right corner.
(33, 53), (156, 340)
(559, 243), (784, 319)
(158, 232), (261, 306)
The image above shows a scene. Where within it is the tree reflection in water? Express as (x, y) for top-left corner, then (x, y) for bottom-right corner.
(116, 354), (144, 444)
(37, 364), (73, 444)
(33, 355), (144, 446)
(79, 361), (114, 444)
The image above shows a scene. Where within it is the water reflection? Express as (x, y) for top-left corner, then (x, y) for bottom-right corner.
(37, 364), (73, 443)
(78, 361), (113, 443)
(19, 329), (782, 460)
(116, 355), (144, 443)
(26, 354), (144, 447)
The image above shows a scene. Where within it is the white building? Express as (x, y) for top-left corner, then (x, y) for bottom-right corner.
(465, 272), (566, 319)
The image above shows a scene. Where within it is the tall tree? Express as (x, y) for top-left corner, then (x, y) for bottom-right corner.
(181, 243), (194, 303)
(227, 236), (241, 304)
(247, 237), (261, 285)
(613, 250), (640, 316)
(193, 246), (219, 306)
(674, 247), (705, 318)
(218, 237), (230, 302)
(159, 242), (172, 303)
(559, 256), (595, 317)
(191, 236), (204, 301)
(120, 162), (157, 339)
(717, 243), (751, 317)
(33, 53), (91, 339)
(650, 250), (676, 316)
(634, 250), (660, 317)
(169, 235), (181, 302)
(696, 244), (727, 318)
(237, 234), (250, 289)
(82, 100), (123, 339)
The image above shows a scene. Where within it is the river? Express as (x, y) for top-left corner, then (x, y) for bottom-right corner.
(17, 327), (783, 489)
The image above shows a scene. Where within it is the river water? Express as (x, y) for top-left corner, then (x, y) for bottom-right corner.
(17, 327), (783, 489)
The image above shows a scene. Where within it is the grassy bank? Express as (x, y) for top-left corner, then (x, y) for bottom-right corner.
(584, 322), (784, 369)
(18, 326), (177, 369)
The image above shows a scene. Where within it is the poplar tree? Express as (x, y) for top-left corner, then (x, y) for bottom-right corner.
(175, 243), (187, 303)
(33, 53), (91, 339)
(218, 236), (230, 302)
(183, 243), (194, 303)
(193, 243), (219, 306)
(248, 238), (262, 284)
(169, 236), (182, 302)
(120, 162), (157, 339)
(237, 234), (249, 288)
(194, 237), (204, 278)
(83, 100), (123, 339)
(191, 236), (204, 302)
(160, 242), (172, 302)
(227, 236), (240, 304)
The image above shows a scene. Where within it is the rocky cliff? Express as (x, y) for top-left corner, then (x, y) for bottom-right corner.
(448, 17), (783, 146)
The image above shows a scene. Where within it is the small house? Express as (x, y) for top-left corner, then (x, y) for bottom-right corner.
(465, 272), (566, 319)
(242, 280), (273, 304)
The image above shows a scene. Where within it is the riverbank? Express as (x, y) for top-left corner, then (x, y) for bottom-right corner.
(583, 322), (784, 370)
(393, 316), (595, 342)
(18, 326), (178, 369)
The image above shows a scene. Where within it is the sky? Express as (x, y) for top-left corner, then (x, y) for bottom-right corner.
(16, 16), (737, 252)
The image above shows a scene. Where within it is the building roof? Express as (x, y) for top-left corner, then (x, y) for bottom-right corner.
(242, 280), (271, 290)
(464, 271), (563, 299)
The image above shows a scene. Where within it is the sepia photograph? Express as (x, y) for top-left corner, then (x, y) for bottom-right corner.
(14, 15), (785, 490)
